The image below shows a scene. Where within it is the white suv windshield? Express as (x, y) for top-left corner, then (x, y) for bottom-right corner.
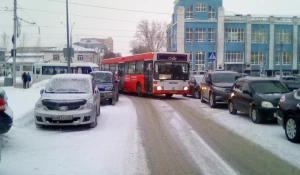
(45, 78), (91, 93)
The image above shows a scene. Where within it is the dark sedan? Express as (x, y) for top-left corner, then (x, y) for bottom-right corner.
(90, 71), (119, 105)
(276, 89), (300, 143)
(183, 75), (204, 99)
(0, 88), (13, 134)
(200, 71), (240, 108)
(229, 77), (290, 124)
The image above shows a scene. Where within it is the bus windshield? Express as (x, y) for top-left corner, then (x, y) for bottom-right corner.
(154, 62), (189, 80)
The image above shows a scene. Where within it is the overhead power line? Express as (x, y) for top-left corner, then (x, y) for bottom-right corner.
(19, 7), (141, 23)
(47, 0), (171, 15)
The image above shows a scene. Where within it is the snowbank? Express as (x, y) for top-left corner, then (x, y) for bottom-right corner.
(1, 79), (49, 121)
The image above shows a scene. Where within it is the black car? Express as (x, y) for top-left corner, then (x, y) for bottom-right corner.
(90, 71), (119, 105)
(183, 75), (204, 99)
(229, 77), (290, 124)
(276, 89), (300, 143)
(200, 71), (240, 108)
(0, 88), (13, 134)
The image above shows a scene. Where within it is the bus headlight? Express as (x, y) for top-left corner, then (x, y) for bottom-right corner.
(184, 87), (188, 91)
(157, 86), (162, 91)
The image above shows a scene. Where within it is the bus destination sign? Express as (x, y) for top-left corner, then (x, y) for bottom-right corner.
(157, 54), (187, 61)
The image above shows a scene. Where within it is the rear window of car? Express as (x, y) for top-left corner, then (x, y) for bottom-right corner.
(93, 73), (113, 83)
(212, 73), (239, 83)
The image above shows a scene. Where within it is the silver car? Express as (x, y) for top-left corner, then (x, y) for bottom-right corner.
(34, 74), (100, 128)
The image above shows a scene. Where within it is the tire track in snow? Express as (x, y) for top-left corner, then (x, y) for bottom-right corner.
(151, 100), (238, 175)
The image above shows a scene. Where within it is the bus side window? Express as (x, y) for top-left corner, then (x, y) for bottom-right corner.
(36, 68), (41, 74)
(136, 61), (143, 74)
(124, 62), (129, 74)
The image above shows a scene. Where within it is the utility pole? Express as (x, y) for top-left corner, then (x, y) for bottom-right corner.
(13, 0), (17, 87)
(66, 0), (71, 73)
(280, 42), (283, 81)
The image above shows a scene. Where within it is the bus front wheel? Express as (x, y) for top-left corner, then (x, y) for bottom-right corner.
(136, 83), (143, 97)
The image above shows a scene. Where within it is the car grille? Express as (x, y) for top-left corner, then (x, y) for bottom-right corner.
(45, 117), (81, 123)
(42, 99), (86, 111)
(224, 89), (231, 93)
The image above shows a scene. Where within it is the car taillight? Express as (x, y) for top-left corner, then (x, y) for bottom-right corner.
(0, 98), (5, 112)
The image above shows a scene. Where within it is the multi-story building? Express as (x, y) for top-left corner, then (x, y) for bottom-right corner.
(167, 0), (300, 76)
(43, 45), (100, 64)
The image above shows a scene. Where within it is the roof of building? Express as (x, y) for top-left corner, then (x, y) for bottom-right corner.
(43, 45), (96, 52)
(6, 57), (44, 63)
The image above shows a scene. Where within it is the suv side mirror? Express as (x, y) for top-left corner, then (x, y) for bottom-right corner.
(114, 80), (119, 83)
(40, 89), (44, 95)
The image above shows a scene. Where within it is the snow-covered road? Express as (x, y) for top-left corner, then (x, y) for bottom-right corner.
(0, 83), (148, 175)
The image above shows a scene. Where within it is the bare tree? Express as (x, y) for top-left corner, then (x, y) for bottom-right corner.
(129, 40), (149, 55)
(18, 33), (28, 53)
(102, 52), (122, 59)
(132, 19), (167, 53)
(2, 31), (9, 53)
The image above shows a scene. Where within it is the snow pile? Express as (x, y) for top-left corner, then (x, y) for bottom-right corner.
(1, 79), (49, 121)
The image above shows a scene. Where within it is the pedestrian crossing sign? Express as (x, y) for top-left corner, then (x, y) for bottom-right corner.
(208, 52), (217, 61)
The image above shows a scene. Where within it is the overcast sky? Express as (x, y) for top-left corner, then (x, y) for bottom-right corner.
(1, 0), (300, 56)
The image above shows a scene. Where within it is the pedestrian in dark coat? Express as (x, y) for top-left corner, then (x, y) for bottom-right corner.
(27, 72), (31, 88)
(22, 72), (28, 89)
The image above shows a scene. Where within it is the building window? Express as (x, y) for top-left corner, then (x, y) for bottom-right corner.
(225, 52), (244, 63)
(208, 28), (215, 42)
(196, 3), (206, 12)
(53, 54), (59, 61)
(173, 29), (177, 44)
(195, 52), (205, 71)
(186, 28), (193, 42)
(208, 6), (215, 19)
(186, 5), (193, 19)
(276, 30), (292, 44)
(251, 52), (266, 65)
(195, 28), (206, 42)
(225, 28), (244, 42)
(251, 29), (267, 43)
(78, 55), (83, 61)
(186, 52), (193, 68)
(275, 52), (291, 65)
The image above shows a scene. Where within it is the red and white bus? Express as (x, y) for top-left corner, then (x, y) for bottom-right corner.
(100, 52), (190, 97)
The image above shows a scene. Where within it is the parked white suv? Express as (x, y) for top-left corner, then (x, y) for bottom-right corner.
(34, 74), (100, 128)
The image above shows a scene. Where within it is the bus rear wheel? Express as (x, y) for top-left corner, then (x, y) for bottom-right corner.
(136, 83), (143, 97)
(165, 94), (173, 98)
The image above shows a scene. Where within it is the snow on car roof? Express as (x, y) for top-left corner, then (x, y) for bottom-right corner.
(91, 71), (112, 74)
(50, 74), (92, 80)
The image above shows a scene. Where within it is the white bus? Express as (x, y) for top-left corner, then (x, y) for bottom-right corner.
(32, 62), (100, 83)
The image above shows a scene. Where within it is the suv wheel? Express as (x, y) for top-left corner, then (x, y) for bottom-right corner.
(285, 115), (300, 143)
(209, 93), (216, 108)
(228, 101), (237, 115)
(251, 107), (262, 124)
(108, 97), (116, 106)
(200, 90), (206, 103)
(193, 90), (200, 99)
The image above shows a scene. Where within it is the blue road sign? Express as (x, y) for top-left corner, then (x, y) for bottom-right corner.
(208, 52), (217, 62)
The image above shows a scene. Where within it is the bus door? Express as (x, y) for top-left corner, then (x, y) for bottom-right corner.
(118, 63), (124, 91)
(144, 61), (153, 93)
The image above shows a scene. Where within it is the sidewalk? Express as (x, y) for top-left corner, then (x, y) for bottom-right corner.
(0, 77), (33, 89)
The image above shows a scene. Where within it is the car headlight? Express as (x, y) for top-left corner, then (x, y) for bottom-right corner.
(105, 87), (113, 91)
(84, 98), (94, 109)
(214, 86), (225, 91)
(35, 100), (43, 109)
(184, 86), (188, 91)
(157, 86), (162, 91)
(261, 101), (274, 108)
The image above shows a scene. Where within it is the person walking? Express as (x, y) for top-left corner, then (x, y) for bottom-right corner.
(22, 72), (28, 89)
(27, 72), (31, 88)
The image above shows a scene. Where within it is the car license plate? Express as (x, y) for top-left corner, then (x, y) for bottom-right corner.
(52, 116), (73, 121)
